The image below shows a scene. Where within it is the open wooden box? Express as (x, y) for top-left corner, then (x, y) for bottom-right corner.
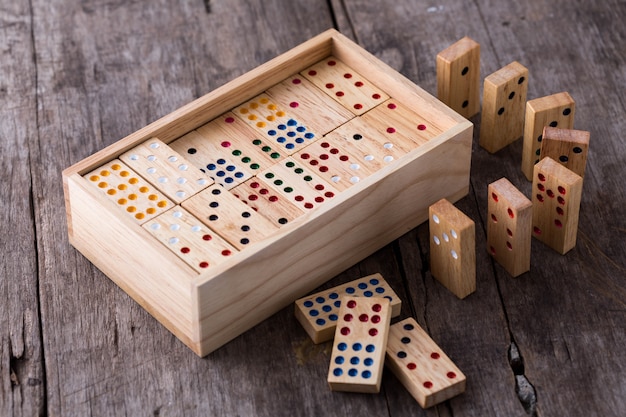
(62, 29), (473, 357)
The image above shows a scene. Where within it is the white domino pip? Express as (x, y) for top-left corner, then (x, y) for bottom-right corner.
(385, 318), (466, 408)
(327, 296), (391, 393)
(295, 273), (401, 344)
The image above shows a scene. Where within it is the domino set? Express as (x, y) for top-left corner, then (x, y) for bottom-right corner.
(295, 274), (466, 407)
(63, 30), (590, 411)
(63, 30), (472, 356)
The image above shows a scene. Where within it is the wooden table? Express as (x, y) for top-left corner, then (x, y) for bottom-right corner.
(2, 0), (625, 415)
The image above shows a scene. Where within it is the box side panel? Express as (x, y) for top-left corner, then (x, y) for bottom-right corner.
(194, 122), (472, 356)
(64, 174), (197, 348)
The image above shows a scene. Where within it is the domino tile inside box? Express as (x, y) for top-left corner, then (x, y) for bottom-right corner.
(62, 29), (473, 356)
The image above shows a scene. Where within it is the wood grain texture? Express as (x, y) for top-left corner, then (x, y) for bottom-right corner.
(3, 0), (625, 416)
(0, 1), (45, 415)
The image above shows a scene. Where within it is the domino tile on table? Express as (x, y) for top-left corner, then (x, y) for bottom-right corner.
(327, 296), (392, 393)
(295, 273), (401, 344)
(385, 317), (466, 408)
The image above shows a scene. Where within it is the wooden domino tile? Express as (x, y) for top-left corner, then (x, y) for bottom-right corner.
(182, 184), (278, 250)
(259, 157), (338, 211)
(229, 177), (304, 227)
(195, 112), (288, 169)
(119, 138), (212, 203)
(232, 94), (319, 154)
(521, 92), (575, 180)
(325, 116), (413, 170)
(293, 137), (379, 192)
(169, 129), (254, 190)
(294, 273), (401, 344)
(266, 74), (353, 135)
(327, 296), (391, 393)
(385, 318), (466, 408)
(532, 157), (583, 255)
(142, 206), (238, 273)
(487, 178), (533, 277)
(85, 159), (172, 224)
(436, 36), (481, 118)
(360, 99), (443, 147)
(301, 57), (389, 115)
(540, 126), (589, 178)
(429, 199), (476, 299)
(479, 61), (529, 153)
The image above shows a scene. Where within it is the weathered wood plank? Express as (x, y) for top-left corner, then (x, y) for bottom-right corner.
(0, 2), (45, 416)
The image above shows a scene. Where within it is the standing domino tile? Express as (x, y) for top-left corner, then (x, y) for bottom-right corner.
(437, 36), (481, 118)
(540, 127), (590, 178)
(85, 160), (172, 224)
(120, 137), (212, 203)
(301, 57), (389, 115)
(385, 318), (466, 408)
(487, 178), (533, 277)
(532, 157), (583, 255)
(327, 296), (391, 393)
(479, 61), (529, 153)
(429, 199), (476, 299)
(143, 206), (237, 273)
(182, 185), (278, 250)
(521, 92), (575, 180)
(295, 273), (401, 344)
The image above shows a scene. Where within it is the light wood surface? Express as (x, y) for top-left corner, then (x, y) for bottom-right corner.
(479, 61), (529, 153)
(521, 92), (576, 179)
(487, 177), (533, 277)
(4, 0), (626, 416)
(437, 36), (481, 118)
(386, 317), (466, 408)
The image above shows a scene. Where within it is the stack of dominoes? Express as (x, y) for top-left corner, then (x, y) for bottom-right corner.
(295, 273), (466, 408)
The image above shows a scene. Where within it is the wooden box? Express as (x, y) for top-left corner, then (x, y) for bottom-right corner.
(62, 29), (473, 357)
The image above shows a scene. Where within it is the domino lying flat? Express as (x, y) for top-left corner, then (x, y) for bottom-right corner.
(386, 318), (466, 408)
(295, 273), (402, 344)
(327, 296), (392, 393)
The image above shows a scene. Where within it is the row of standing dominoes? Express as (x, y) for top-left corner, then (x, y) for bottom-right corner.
(436, 38), (590, 182)
(295, 274), (466, 408)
